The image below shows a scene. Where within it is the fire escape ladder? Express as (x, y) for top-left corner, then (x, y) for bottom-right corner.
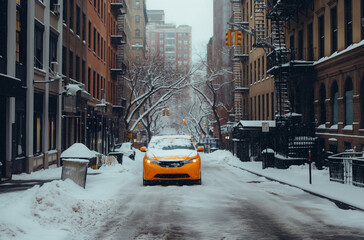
(270, 16), (290, 116)
(254, 0), (266, 47)
(232, 1), (243, 121)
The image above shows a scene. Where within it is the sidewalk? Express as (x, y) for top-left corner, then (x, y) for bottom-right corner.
(228, 160), (364, 212)
(0, 179), (58, 194)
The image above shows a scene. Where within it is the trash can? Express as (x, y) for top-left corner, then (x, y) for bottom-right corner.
(262, 149), (275, 169)
(61, 159), (89, 188)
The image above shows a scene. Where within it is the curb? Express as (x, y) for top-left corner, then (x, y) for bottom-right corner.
(228, 163), (364, 212)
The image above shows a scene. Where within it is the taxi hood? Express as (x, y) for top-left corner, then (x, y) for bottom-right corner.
(146, 149), (198, 160)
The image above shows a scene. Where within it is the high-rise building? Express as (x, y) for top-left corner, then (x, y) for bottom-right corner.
(146, 10), (192, 73)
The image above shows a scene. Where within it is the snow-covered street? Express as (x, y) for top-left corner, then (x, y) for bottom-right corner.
(1, 151), (364, 240)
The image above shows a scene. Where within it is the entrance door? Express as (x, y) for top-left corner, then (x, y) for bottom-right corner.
(0, 96), (6, 178)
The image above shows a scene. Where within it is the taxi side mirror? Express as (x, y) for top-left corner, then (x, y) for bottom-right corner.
(140, 147), (146, 152)
(197, 146), (204, 152)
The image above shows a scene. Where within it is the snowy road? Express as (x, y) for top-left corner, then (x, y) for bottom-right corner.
(93, 152), (364, 240)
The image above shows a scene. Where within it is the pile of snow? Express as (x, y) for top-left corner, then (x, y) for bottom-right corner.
(0, 154), (140, 240)
(60, 143), (96, 159)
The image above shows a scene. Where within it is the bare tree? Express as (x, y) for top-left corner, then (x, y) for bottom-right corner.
(121, 56), (201, 141)
(191, 61), (233, 147)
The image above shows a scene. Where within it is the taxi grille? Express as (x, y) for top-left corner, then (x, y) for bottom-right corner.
(159, 161), (184, 168)
(154, 174), (190, 179)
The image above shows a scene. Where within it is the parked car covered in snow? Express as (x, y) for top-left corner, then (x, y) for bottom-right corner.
(109, 142), (135, 164)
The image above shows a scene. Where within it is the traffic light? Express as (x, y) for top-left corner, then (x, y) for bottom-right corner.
(162, 108), (166, 116)
(234, 30), (242, 46)
(166, 108), (170, 116)
(183, 119), (186, 125)
(225, 29), (232, 46)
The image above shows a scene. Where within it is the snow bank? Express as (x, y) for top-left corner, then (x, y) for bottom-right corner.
(60, 143), (96, 159)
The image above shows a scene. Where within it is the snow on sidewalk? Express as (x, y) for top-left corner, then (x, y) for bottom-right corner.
(211, 150), (364, 211)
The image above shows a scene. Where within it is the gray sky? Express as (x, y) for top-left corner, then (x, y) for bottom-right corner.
(146, 0), (213, 60)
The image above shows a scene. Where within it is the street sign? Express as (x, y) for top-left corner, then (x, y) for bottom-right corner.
(262, 122), (269, 132)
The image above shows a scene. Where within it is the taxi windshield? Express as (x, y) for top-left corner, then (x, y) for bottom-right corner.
(148, 137), (195, 150)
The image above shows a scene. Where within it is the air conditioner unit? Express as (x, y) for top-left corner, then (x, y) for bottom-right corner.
(53, 3), (60, 16)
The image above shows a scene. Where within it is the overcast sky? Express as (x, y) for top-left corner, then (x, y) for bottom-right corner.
(146, 0), (213, 60)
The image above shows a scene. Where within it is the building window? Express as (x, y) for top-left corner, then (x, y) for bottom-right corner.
(15, 99), (25, 157)
(97, 32), (100, 56)
(97, 73), (100, 99)
(135, 15), (140, 24)
(69, 0), (74, 30)
(69, 51), (73, 79)
(345, 0), (353, 47)
(136, 0), (140, 8)
(298, 30), (303, 59)
(76, 5), (80, 35)
(331, 6), (338, 53)
(254, 61), (256, 83)
(93, 27), (96, 52)
(308, 23), (314, 60)
(82, 13), (86, 41)
(319, 84), (326, 124)
(88, 67), (91, 93)
(254, 96), (256, 120)
(250, 63), (252, 85)
(135, 29), (140, 38)
(34, 92), (43, 155)
(62, 46), (67, 76)
(318, 15), (325, 58)
(34, 20), (44, 69)
(331, 81), (339, 125)
(345, 78), (354, 125)
(63, 0), (67, 24)
(82, 60), (85, 83)
(49, 96), (57, 150)
(76, 55), (80, 81)
(49, 32), (58, 68)
(93, 70), (96, 97)
(88, 21), (91, 48)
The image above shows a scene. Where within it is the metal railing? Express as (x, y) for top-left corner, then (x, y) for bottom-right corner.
(328, 152), (364, 186)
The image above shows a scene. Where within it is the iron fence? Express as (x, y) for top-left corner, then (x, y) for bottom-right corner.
(328, 152), (364, 187)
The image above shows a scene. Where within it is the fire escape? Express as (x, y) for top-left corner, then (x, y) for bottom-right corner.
(111, 0), (127, 125)
(232, 0), (249, 121)
(231, 0), (317, 162)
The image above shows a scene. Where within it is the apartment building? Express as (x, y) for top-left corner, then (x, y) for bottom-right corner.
(61, 0), (127, 155)
(0, 0), (63, 177)
(146, 10), (192, 73)
(124, 0), (147, 66)
(231, 0), (364, 155)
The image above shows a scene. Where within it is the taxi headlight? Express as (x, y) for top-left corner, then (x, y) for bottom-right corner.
(145, 158), (159, 165)
(185, 158), (199, 164)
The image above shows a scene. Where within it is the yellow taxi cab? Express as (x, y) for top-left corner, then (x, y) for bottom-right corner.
(141, 135), (204, 185)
